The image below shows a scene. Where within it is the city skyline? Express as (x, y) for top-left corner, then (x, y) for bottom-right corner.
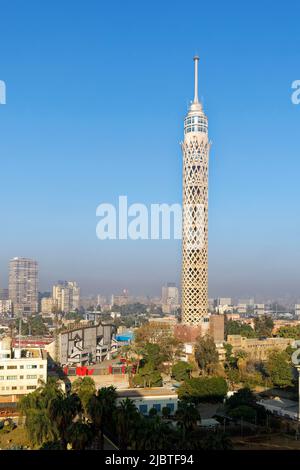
(0, 1), (300, 299)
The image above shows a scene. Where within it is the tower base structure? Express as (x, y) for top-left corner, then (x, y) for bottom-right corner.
(174, 314), (225, 344)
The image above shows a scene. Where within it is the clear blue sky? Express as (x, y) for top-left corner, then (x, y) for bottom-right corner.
(0, 0), (299, 300)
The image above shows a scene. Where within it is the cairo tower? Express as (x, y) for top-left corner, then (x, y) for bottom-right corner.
(181, 57), (210, 326)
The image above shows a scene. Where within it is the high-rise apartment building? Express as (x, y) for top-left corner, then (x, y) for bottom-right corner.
(52, 281), (80, 313)
(161, 283), (179, 313)
(181, 57), (210, 325)
(0, 288), (9, 301)
(9, 257), (38, 316)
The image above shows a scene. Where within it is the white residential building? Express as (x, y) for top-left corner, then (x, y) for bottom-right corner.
(116, 388), (178, 416)
(0, 337), (47, 399)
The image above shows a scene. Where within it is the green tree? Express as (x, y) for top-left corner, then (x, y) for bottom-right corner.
(194, 335), (219, 374)
(175, 402), (200, 439)
(18, 378), (63, 447)
(171, 361), (193, 382)
(133, 363), (162, 387)
(49, 394), (82, 448)
(66, 422), (93, 450)
(226, 368), (240, 389)
(225, 319), (257, 339)
(23, 408), (56, 447)
(114, 398), (140, 450)
(178, 376), (228, 403)
(226, 387), (256, 409)
(254, 315), (274, 337)
(87, 386), (117, 450)
(141, 343), (164, 368)
(264, 350), (293, 388)
(224, 343), (234, 363)
(227, 405), (256, 422)
(136, 416), (173, 450)
(162, 406), (171, 419)
(276, 325), (300, 339)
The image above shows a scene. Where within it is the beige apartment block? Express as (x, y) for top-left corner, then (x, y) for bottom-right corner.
(52, 281), (80, 313)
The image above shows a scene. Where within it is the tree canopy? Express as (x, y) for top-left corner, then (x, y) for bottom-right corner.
(194, 335), (219, 374)
(264, 350), (293, 388)
(178, 376), (228, 403)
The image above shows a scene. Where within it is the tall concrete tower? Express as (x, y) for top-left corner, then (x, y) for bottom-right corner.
(181, 57), (210, 326)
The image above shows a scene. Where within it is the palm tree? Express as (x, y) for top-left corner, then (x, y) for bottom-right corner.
(66, 422), (93, 450)
(71, 377), (96, 420)
(87, 386), (117, 449)
(175, 402), (200, 440)
(49, 394), (82, 448)
(135, 416), (174, 450)
(114, 398), (140, 450)
(25, 408), (57, 447)
(18, 378), (62, 446)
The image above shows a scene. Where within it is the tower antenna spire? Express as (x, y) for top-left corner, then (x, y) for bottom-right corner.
(193, 56), (199, 103)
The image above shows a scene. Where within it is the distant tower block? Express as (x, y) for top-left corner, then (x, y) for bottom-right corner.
(181, 57), (210, 325)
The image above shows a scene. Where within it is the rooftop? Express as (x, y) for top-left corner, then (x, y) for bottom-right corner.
(117, 388), (178, 398)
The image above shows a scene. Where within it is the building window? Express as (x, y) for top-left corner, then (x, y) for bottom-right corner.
(153, 404), (161, 412)
(12, 386), (17, 390)
(7, 365), (17, 370)
(27, 385), (36, 390)
(27, 365), (37, 369)
(20, 365), (24, 369)
(26, 375), (37, 379)
(7, 376), (18, 380)
(0, 376), (4, 380)
(166, 403), (175, 412)
(19, 376), (24, 379)
(139, 404), (148, 414)
(39, 365), (44, 369)
(0, 366), (4, 370)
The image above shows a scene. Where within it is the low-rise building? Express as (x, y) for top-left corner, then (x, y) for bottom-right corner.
(0, 337), (47, 401)
(272, 319), (300, 334)
(41, 297), (57, 316)
(0, 299), (12, 315)
(254, 304), (265, 316)
(225, 313), (241, 321)
(116, 388), (178, 415)
(46, 321), (114, 366)
(227, 335), (294, 360)
(258, 397), (298, 421)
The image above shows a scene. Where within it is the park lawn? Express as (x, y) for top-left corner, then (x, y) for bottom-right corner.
(0, 426), (31, 449)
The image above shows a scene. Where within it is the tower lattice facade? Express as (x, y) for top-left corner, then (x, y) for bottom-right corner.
(181, 57), (210, 325)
